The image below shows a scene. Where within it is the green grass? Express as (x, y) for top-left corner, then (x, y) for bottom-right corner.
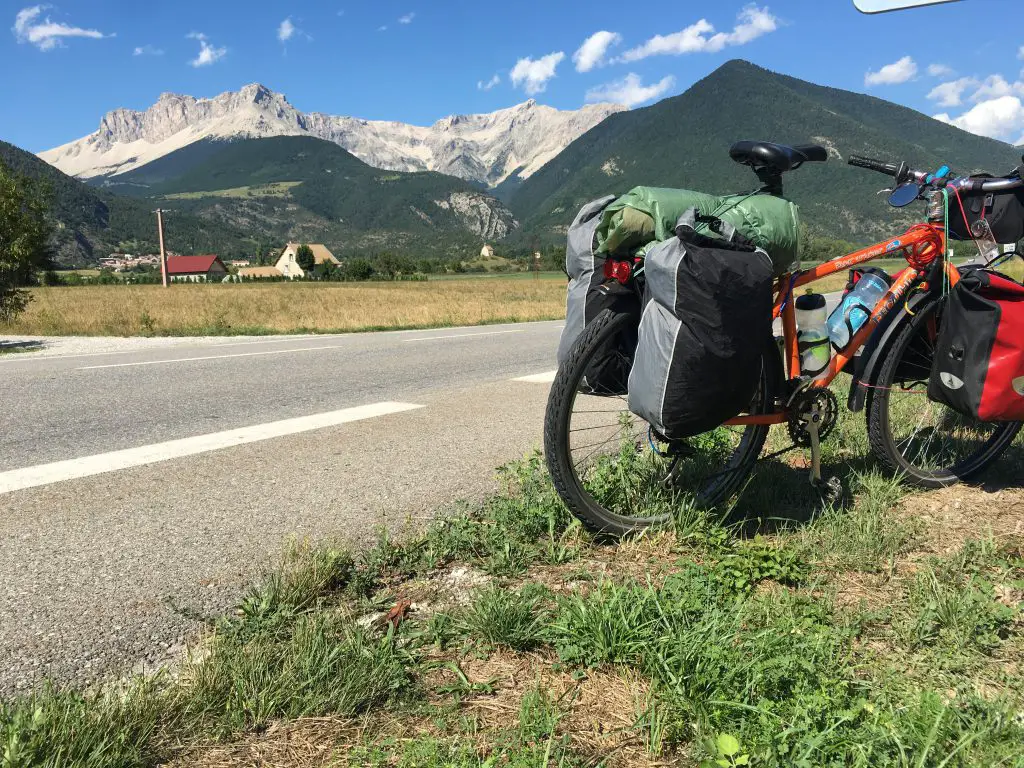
(455, 586), (547, 651)
(2, 443), (1021, 767)
(162, 181), (301, 200)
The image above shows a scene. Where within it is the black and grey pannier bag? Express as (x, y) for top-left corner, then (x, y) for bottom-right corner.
(557, 195), (641, 395)
(628, 212), (775, 440)
(947, 180), (1024, 244)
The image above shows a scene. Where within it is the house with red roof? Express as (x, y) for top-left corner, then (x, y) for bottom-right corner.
(165, 255), (229, 283)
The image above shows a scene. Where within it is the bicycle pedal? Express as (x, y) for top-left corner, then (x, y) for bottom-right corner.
(812, 475), (844, 506)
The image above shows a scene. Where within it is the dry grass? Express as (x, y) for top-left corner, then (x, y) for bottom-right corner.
(165, 717), (359, 768)
(1, 278), (568, 337)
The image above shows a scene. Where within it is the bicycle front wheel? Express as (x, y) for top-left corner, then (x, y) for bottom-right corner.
(867, 295), (1021, 486)
(544, 310), (777, 536)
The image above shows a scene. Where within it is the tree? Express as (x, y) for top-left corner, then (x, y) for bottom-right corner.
(296, 243), (315, 274)
(344, 258), (374, 281)
(314, 258), (337, 281)
(0, 161), (51, 321)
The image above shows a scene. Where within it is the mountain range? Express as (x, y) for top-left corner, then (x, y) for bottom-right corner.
(14, 59), (1024, 266)
(510, 60), (1023, 243)
(39, 85), (624, 188)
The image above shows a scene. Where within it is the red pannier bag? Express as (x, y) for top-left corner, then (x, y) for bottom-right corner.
(928, 269), (1024, 421)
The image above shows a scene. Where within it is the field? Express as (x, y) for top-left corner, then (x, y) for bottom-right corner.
(3, 420), (1021, 767)
(163, 181), (302, 200)
(1, 277), (568, 337)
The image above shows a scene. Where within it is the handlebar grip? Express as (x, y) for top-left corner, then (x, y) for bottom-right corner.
(848, 155), (900, 176)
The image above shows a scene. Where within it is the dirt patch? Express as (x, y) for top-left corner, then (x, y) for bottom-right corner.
(425, 649), (665, 767)
(165, 717), (359, 768)
(899, 486), (1024, 556)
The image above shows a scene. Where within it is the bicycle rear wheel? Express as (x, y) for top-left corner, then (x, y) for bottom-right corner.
(544, 310), (778, 536)
(867, 296), (1021, 486)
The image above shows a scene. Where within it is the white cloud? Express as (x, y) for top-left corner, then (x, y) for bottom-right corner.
(618, 5), (778, 62)
(510, 51), (565, 96)
(573, 30), (621, 73)
(478, 74), (500, 91)
(971, 74), (1024, 102)
(12, 5), (111, 51)
(398, 12), (415, 24)
(187, 32), (226, 67)
(585, 72), (675, 108)
(934, 70), (1024, 145)
(927, 63), (953, 78)
(133, 44), (163, 56)
(934, 95), (1024, 145)
(1019, 45), (1023, 60)
(864, 56), (917, 87)
(278, 18), (296, 42)
(927, 77), (978, 107)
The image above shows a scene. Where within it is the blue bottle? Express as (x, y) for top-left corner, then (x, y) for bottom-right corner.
(827, 272), (889, 350)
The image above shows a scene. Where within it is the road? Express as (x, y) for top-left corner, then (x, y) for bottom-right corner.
(0, 321), (563, 695)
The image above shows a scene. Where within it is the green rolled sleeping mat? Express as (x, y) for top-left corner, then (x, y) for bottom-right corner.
(595, 186), (801, 276)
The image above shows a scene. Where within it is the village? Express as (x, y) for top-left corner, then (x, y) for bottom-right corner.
(97, 243), (345, 282)
(83, 242), (547, 285)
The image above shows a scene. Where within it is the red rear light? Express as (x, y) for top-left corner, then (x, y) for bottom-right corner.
(603, 258), (632, 284)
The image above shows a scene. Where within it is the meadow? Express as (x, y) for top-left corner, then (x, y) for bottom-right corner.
(1, 276), (568, 337)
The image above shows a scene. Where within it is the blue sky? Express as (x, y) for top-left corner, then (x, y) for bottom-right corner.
(3, 0), (1023, 153)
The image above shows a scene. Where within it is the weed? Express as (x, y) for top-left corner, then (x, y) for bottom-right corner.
(712, 539), (810, 594)
(907, 569), (1017, 653)
(0, 679), (171, 768)
(230, 546), (354, 639)
(549, 581), (663, 667)
(800, 470), (916, 571)
(137, 311), (156, 336)
(457, 586), (546, 651)
(703, 733), (751, 768)
(518, 686), (563, 742)
(182, 617), (411, 736)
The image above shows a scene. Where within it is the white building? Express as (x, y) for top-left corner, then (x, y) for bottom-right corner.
(275, 243), (340, 278)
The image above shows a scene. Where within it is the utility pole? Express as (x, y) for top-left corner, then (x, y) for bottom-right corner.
(154, 208), (169, 287)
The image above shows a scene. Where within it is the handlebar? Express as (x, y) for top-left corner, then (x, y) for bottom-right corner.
(848, 154), (904, 179)
(847, 154), (1023, 194)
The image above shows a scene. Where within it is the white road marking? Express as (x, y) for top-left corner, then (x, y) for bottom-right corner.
(77, 344), (354, 370)
(0, 402), (424, 495)
(402, 330), (524, 343)
(514, 370), (558, 383)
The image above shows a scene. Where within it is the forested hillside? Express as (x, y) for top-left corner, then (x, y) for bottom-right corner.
(0, 141), (251, 265)
(509, 60), (1022, 243)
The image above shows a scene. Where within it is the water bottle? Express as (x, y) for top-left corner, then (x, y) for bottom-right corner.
(796, 292), (831, 379)
(827, 272), (889, 350)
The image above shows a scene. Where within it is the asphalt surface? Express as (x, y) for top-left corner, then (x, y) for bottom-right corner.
(0, 321), (563, 695)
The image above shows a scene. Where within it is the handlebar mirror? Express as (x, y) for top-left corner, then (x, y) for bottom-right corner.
(888, 182), (921, 208)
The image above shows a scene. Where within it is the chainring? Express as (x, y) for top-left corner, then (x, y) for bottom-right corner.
(787, 387), (839, 447)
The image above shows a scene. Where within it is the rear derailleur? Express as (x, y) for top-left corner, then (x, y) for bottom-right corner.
(787, 387), (842, 501)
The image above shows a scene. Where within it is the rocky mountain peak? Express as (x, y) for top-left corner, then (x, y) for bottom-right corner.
(40, 85), (627, 187)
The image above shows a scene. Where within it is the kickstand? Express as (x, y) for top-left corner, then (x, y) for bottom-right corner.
(807, 414), (822, 486)
(807, 413), (842, 504)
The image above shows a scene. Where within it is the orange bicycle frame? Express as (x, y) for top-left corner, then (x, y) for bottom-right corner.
(725, 224), (956, 427)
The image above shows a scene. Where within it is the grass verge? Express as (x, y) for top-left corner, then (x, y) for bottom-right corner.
(0, 278), (567, 337)
(2, 449), (1021, 766)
